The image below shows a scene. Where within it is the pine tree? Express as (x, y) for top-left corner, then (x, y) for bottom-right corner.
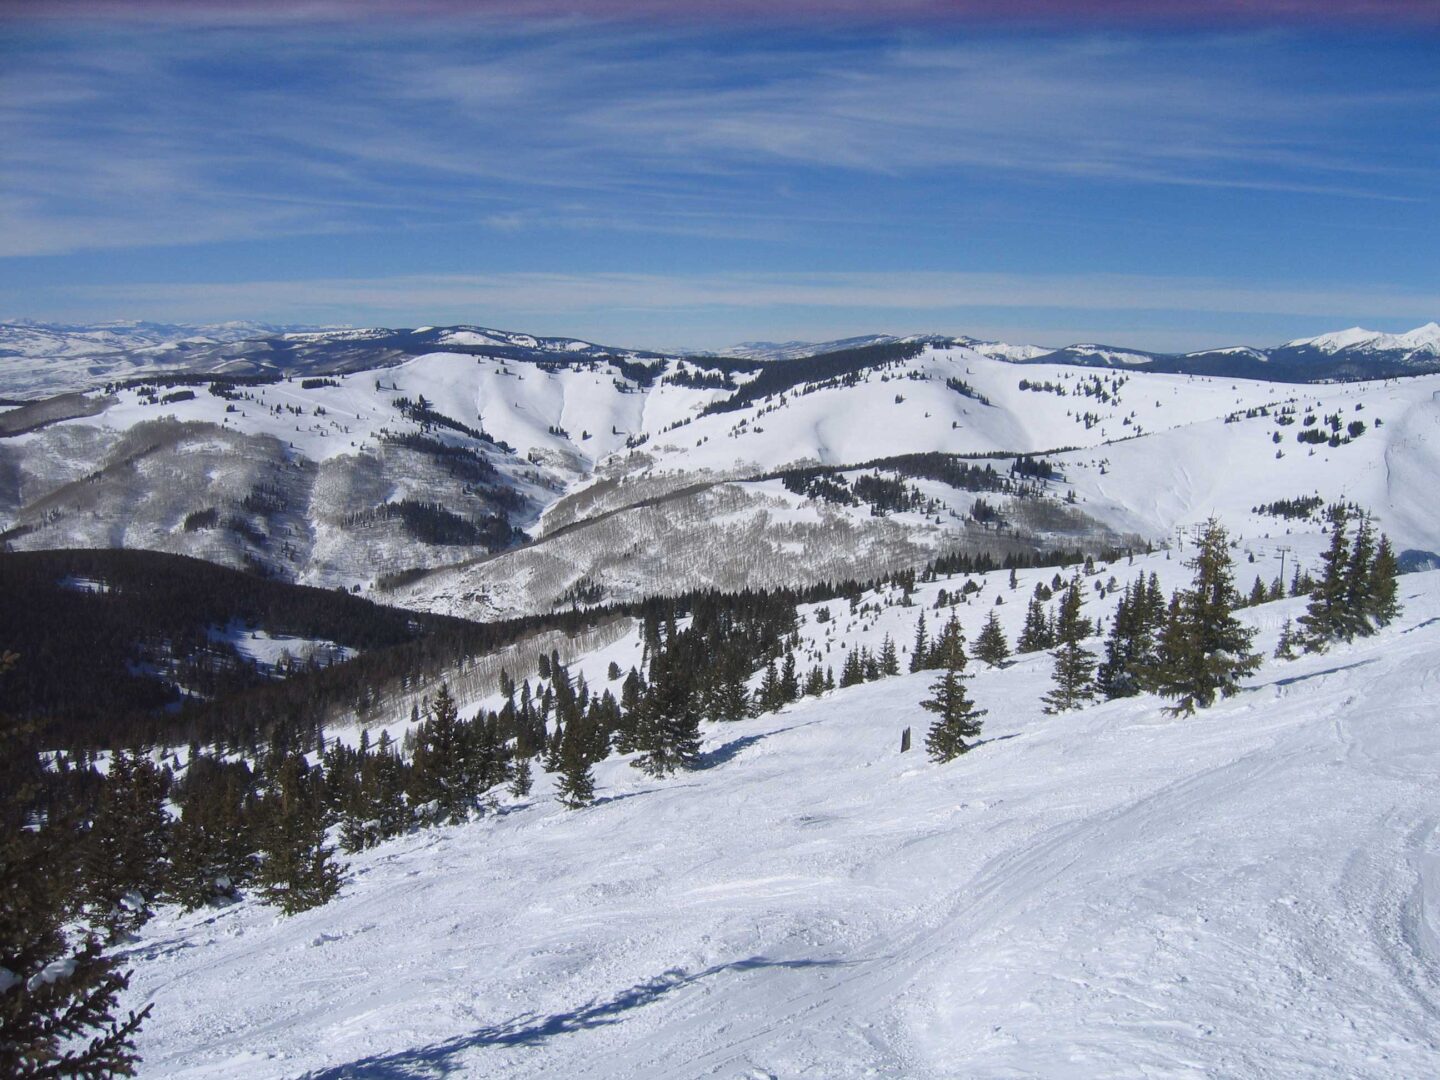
(803, 665), (826, 696)
(922, 618), (986, 762)
(756, 659), (782, 711)
(1298, 505), (1350, 651)
(631, 667), (703, 778)
(1041, 581), (1097, 713)
(1337, 511), (1376, 640)
(1016, 596), (1052, 653)
(1096, 575), (1163, 699)
(2, 653), (152, 1078)
(256, 754), (344, 915)
(1144, 517), (1260, 714)
(166, 756), (257, 910)
(878, 635), (900, 676)
(780, 652), (800, 702)
(908, 613), (928, 673)
(1273, 617), (1299, 660)
(81, 751), (171, 942)
(971, 610), (1010, 667)
(508, 756), (533, 799)
(555, 736), (595, 809)
(1366, 534), (1401, 628)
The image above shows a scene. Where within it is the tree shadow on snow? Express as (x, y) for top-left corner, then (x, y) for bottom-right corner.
(1266, 657), (1378, 690)
(697, 719), (824, 771)
(300, 956), (851, 1078)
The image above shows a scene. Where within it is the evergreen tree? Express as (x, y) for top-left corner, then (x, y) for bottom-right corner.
(1016, 596), (1053, 653)
(631, 665), (703, 778)
(1, 653), (152, 1078)
(1337, 511), (1376, 640)
(922, 617), (986, 762)
(1144, 517), (1261, 714)
(255, 753), (344, 915)
(1298, 505), (1350, 651)
(839, 650), (864, 688)
(508, 756), (533, 799)
(166, 756), (258, 910)
(1096, 576), (1163, 700)
(971, 610), (1010, 667)
(755, 659), (782, 711)
(81, 751), (171, 941)
(555, 736), (595, 809)
(908, 613), (928, 673)
(1041, 581), (1097, 713)
(1273, 617), (1299, 660)
(803, 665), (826, 696)
(779, 652), (800, 702)
(878, 634), (900, 677)
(1366, 535), (1401, 628)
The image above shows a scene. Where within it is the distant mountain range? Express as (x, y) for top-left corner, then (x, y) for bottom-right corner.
(2, 319), (1438, 403)
(715, 324), (1440, 382)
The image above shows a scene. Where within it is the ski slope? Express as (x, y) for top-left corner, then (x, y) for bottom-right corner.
(119, 572), (1440, 1079)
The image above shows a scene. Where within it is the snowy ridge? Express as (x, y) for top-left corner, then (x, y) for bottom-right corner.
(1284, 321), (1440, 356)
(121, 568), (1440, 1078)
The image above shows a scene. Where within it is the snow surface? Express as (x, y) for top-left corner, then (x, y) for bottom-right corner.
(119, 570), (1440, 1079)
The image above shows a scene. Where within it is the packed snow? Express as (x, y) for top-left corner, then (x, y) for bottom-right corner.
(118, 567), (1440, 1079)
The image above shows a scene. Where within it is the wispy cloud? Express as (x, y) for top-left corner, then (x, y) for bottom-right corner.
(0, 23), (1434, 257)
(3, 1), (1438, 28)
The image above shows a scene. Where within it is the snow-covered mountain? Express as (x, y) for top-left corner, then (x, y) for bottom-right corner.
(6, 333), (1440, 618)
(0, 321), (672, 400)
(1284, 321), (1440, 357)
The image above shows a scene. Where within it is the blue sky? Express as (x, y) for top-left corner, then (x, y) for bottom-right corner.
(1, 3), (1437, 351)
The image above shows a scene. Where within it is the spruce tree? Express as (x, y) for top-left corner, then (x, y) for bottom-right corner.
(922, 618), (986, 762)
(508, 756), (533, 799)
(1337, 511), (1376, 640)
(631, 668), (703, 778)
(1041, 581), (1097, 714)
(1016, 596), (1052, 653)
(1298, 505), (1350, 651)
(1273, 617), (1299, 660)
(972, 610), (1010, 666)
(1366, 534), (1401, 628)
(1096, 576), (1163, 699)
(879, 635), (900, 677)
(555, 737), (595, 809)
(81, 751), (171, 942)
(256, 754), (344, 915)
(1, 654), (151, 1077)
(908, 613), (928, 672)
(1144, 517), (1261, 714)
(780, 652), (800, 702)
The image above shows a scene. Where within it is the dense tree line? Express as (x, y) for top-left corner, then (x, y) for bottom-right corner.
(700, 341), (927, 416)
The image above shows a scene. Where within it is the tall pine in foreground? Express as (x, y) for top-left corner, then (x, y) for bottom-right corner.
(1, 651), (152, 1078)
(1145, 517), (1260, 714)
(922, 617), (986, 762)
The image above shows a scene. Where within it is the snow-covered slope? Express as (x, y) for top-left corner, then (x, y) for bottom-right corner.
(120, 569), (1440, 1079)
